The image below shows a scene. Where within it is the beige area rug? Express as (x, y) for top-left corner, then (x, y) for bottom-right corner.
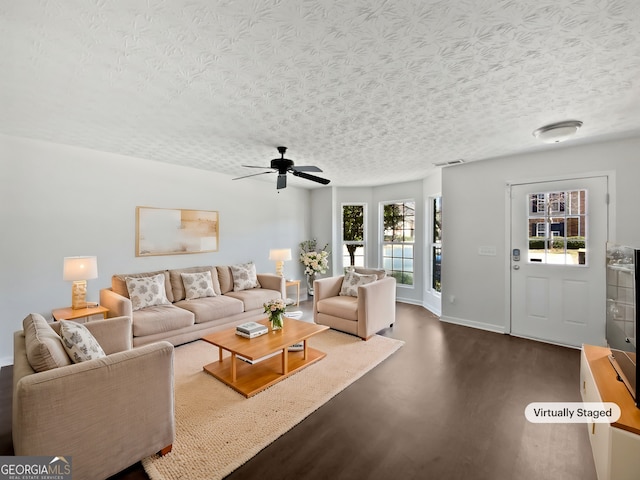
(142, 330), (404, 480)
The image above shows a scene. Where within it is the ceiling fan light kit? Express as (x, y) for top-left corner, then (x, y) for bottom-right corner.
(233, 146), (330, 190)
(533, 120), (583, 144)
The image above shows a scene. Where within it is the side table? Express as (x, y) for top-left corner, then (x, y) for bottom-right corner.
(52, 305), (109, 322)
(285, 280), (301, 306)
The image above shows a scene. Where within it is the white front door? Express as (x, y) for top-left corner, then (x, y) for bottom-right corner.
(510, 176), (608, 347)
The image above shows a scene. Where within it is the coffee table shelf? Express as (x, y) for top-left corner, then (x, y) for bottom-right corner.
(201, 318), (329, 397)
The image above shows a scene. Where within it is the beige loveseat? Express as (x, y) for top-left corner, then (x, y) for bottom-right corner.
(314, 268), (396, 340)
(13, 314), (174, 480)
(100, 265), (286, 347)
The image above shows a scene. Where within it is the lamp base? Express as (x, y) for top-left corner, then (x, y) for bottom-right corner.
(71, 280), (88, 309)
(275, 260), (285, 277)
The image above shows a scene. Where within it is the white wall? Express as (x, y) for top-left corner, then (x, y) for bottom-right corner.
(0, 135), (312, 365)
(441, 136), (640, 333)
(309, 187), (334, 278)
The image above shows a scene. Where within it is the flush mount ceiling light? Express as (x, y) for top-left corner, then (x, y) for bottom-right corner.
(533, 120), (583, 143)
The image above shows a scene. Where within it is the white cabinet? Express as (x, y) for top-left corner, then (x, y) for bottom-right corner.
(580, 346), (640, 480)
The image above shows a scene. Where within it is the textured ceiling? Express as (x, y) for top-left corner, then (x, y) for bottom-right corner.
(2, 0), (640, 188)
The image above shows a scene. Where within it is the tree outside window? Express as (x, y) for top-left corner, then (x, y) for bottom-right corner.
(431, 196), (442, 293)
(382, 201), (415, 285)
(342, 204), (365, 269)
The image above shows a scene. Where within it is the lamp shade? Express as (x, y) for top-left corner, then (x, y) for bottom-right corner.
(269, 249), (292, 261)
(63, 256), (98, 281)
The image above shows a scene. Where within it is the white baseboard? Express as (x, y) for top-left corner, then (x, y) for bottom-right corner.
(423, 304), (441, 317)
(439, 315), (506, 334)
(0, 356), (13, 367)
(422, 299), (441, 317)
(395, 297), (422, 306)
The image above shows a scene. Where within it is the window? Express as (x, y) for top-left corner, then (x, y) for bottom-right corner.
(431, 197), (442, 293)
(382, 201), (415, 285)
(527, 189), (587, 265)
(342, 204), (365, 269)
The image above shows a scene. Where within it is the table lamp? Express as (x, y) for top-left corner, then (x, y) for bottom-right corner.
(63, 256), (98, 309)
(269, 249), (292, 277)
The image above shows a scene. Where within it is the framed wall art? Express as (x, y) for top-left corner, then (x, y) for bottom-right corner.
(136, 207), (219, 257)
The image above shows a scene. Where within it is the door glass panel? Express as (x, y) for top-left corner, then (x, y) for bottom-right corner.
(527, 190), (587, 265)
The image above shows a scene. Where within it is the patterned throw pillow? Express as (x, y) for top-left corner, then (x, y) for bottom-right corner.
(339, 269), (378, 297)
(125, 273), (172, 311)
(230, 262), (261, 292)
(59, 320), (106, 363)
(181, 271), (217, 300)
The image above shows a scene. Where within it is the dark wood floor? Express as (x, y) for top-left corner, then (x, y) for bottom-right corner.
(1, 302), (597, 480)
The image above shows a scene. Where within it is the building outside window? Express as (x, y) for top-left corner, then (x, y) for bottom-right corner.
(528, 189), (586, 265)
(382, 200), (415, 285)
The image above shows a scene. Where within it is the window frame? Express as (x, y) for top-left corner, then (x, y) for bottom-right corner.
(380, 199), (415, 286)
(428, 196), (442, 294)
(527, 189), (588, 266)
(341, 203), (367, 271)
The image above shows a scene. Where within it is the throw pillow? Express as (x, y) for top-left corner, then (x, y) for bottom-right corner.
(59, 320), (106, 363)
(126, 273), (172, 311)
(23, 313), (72, 372)
(339, 269), (378, 297)
(181, 271), (217, 300)
(230, 262), (261, 292)
(354, 267), (387, 280)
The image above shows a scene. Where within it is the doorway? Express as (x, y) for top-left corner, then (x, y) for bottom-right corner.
(509, 176), (609, 347)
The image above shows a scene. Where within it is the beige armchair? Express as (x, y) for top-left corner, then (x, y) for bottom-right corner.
(13, 315), (174, 480)
(313, 268), (396, 340)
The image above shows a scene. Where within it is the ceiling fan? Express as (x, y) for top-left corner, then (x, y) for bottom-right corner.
(233, 146), (330, 190)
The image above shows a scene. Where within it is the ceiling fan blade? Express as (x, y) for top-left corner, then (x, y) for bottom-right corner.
(292, 170), (331, 185)
(232, 171), (273, 180)
(292, 165), (322, 172)
(242, 165), (274, 169)
(277, 174), (287, 189)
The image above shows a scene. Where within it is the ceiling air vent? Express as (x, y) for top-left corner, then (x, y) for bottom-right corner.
(433, 159), (465, 167)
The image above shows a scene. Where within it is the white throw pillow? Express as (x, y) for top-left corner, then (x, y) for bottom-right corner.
(59, 320), (106, 363)
(230, 262), (261, 292)
(339, 269), (378, 297)
(181, 271), (217, 300)
(126, 273), (172, 311)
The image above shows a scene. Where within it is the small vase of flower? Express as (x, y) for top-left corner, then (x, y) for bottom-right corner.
(264, 298), (286, 331)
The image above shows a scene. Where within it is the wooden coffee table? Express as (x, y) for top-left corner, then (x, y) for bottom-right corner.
(201, 318), (329, 397)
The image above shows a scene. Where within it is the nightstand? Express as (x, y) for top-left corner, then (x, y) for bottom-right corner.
(285, 280), (301, 306)
(52, 305), (109, 322)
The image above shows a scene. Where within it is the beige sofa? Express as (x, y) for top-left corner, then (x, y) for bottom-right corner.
(13, 314), (174, 480)
(314, 268), (396, 340)
(100, 265), (286, 347)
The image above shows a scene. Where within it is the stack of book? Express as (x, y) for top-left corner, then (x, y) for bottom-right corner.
(235, 321), (268, 339)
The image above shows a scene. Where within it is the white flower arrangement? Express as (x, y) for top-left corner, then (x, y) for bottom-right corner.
(299, 239), (330, 275)
(264, 298), (287, 329)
